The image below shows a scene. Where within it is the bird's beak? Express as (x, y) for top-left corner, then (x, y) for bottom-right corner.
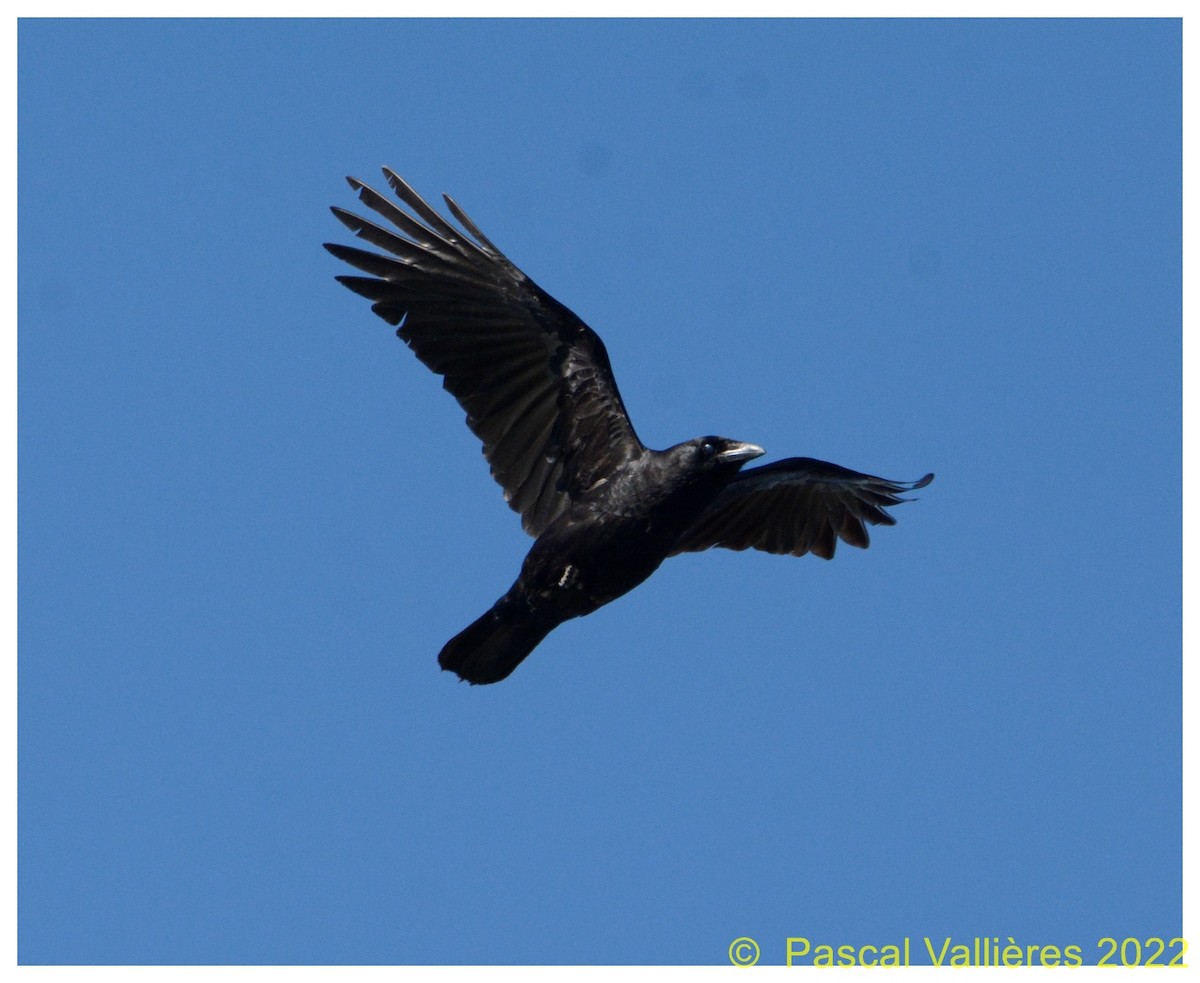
(717, 442), (765, 464)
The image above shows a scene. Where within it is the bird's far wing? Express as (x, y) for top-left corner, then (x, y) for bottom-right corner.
(669, 458), (933, 560)
(324, 169), (644, 537)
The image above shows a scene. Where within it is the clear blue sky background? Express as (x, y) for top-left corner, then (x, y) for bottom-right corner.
(19, 18), (1180, 965)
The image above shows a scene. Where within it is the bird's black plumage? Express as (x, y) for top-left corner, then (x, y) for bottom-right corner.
(325, 170), (933, 684)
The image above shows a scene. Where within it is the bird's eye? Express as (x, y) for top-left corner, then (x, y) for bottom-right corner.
(700, 441), (716, 457)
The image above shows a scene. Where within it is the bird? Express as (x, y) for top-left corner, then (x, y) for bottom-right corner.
(324, 169), (933, 685)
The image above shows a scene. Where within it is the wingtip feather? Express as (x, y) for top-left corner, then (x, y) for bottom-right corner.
(329, 206), (364, 232)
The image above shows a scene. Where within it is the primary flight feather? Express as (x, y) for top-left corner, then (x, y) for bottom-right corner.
(325, 169), (932, 684)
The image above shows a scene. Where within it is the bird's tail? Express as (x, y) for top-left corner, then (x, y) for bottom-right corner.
(437, 601), (555, 685)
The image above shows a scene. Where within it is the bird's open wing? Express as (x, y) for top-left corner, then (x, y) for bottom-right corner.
(324, 170), (644, 537)
(669, 458), (933, 560)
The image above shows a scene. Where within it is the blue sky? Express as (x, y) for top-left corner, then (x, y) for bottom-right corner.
(19, 18), (1180, 965)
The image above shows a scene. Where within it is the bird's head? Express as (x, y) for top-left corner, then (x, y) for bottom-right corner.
(653, 436), (765, 504)
(688, 436), (766, 472)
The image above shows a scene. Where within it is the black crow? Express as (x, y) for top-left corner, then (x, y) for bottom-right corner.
(325, 170), (932, 685)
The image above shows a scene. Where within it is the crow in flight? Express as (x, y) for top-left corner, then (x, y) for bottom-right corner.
(325, 170), (932, 685)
